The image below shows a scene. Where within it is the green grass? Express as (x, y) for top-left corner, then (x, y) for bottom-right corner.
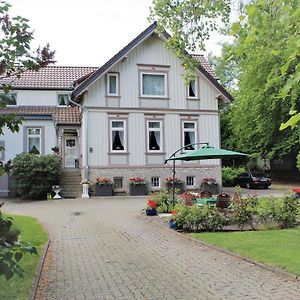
(0, 214), (48, 300)
(190, 227), (300, 276)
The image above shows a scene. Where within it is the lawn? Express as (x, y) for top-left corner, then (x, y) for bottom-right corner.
(0, 214), (48, 300)
(190, 227), (300, 276)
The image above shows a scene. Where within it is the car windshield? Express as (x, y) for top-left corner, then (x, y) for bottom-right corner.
(252, 172), (266, 177)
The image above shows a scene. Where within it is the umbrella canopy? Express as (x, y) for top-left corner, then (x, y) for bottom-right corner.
(166, 146), (249, 161)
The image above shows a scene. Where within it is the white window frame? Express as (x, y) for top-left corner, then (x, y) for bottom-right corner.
(113, 177), (123, 189)
(186, 176), (195, 188)
(57, 93), (69, 106)
(110, 119), (126, 152)
(151, 176), (160, 188)
(147, 120), (163, 152)
(182, 121), (197, 151)
(187, 79), (198, 99)
(140, 72), (167, 98)
(107, 73), (119, 96)
(27, 127), (41, 154)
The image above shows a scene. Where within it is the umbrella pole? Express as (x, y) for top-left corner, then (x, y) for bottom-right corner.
(172, 159), (176, 208)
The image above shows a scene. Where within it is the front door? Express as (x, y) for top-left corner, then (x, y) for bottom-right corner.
(64, 137), (78, 168)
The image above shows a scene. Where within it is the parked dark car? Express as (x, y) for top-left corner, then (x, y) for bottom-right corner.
(236, 172), (272, 189)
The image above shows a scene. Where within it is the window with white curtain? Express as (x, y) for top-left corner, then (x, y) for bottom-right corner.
(28, 128), (41, 154)
(187, 79), (198, 98)
(182, 122), (196, 150)
(141, 72), (167, 97)
(107, 73), (119, 96)
(57, 94), (69, 106)
(111, 120), (126, 151)
(147, 121), (162, 151)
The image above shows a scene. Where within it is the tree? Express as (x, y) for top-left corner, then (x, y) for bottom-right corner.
(219, 0), (300, 159)
(0, 1), (55, 136)
(0, 1), (55, 280)
(149, 0), (231, 82)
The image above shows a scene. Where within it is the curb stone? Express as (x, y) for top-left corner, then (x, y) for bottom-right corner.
(30, 240), (50, 300)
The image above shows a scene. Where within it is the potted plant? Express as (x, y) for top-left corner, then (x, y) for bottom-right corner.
(95, 177), (113, 196)
(129, 177), (148, 195)
(201, 176), (219, 194)
(81, 179), (90, 198)
(168, 209), (178, 229)
(145, 198), (157, 216)
(165, 177), (184, 194)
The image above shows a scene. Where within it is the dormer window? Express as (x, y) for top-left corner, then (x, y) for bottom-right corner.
(187, 79), (198, 99)
(0, 92), (17, 105)
(58, 94), (69, 106)
(107, 73), (119, 96)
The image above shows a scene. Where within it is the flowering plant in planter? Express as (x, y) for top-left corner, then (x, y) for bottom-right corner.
(145, 198), (157, 216)
(202, 176), (217, 186)
(129, 177), (146, 186)
(165, 177), (183, 185)
(96, 177), (112, 186)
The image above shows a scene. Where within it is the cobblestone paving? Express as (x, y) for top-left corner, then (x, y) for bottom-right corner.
(3, 197), (300, 300)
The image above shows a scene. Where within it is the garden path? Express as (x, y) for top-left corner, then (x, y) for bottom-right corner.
(3, 197), (300, 300)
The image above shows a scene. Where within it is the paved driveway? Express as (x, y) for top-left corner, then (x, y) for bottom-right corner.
(3, 197), (300, 300)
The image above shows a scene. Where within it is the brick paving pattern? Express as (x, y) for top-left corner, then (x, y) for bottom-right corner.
(3, 197), (300, 300)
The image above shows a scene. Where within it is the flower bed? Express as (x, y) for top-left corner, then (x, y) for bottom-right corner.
(95, 177), (113, 196)
(129, 177), (148, 195)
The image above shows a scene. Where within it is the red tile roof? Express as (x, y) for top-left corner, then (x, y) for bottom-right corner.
(1, 106), (81, 124)
(0, 66), (98, 90)
(192, 54), (218, 79)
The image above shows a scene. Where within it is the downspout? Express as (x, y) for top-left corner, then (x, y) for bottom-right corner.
(68, 95), (89, 181)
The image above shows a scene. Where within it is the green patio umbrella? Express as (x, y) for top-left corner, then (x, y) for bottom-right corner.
(166, 146), (249, 162)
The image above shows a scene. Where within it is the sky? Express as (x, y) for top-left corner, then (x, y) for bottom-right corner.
(8, 0), (226, 67)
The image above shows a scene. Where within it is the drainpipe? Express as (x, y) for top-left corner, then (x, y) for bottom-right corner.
(67, 95), (89, 181)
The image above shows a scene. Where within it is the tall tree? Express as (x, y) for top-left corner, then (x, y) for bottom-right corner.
(0, 1), (55, 136)
(220, 0), (300, 159)
(149, 0), (231, 82)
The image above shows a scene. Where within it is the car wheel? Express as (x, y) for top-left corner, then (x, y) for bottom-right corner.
(246, 183), (251, 189)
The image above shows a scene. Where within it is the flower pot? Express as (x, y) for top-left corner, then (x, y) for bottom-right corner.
(146, 208), (157, 216)
(201, 182), (219, 195)
(95, 185), (113, 196)
(168, 220), (177, 229)
(129, 184), (148, 196)
(166, 182), (184, 194)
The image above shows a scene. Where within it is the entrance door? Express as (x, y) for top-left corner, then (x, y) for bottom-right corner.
(64, 137), (78, 168)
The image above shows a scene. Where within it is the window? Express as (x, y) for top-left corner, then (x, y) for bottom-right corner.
(27, 128), (41, 154)
(107, 73), (119, 96)
(0, 92), (17, 105)
(151, 177), (160, 188)
(187, 79), (198, 98)
(57, 94), (69, 106)
(141, 72), (167, 97)
(186, 176), (195, 187)
(113, 177), (123, 189)
(111, 120), (126, 151)
(147, 121), (162, 151)
(182, 122), (196, 150)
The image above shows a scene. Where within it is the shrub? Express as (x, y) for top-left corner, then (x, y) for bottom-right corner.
(173, 205), (227, 232)
(229, 195), (257, 229)
(222, 166), (246, 187)
(0, 204), (37, 280)
(151, 190), (180, 213)
(11, 153), (61, 200)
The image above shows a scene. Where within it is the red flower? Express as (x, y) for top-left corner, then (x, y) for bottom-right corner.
(147, 199), (157, 209)
(171, 210), (178, 216)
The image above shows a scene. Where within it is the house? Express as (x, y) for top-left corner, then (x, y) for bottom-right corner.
(0, 22), (232, 197)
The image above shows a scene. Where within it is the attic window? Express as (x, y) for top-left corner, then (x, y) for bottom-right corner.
(58, 94), (69, 106)
(107, 73), (119, 96)
(187, 79), (198, 99)
(140, 72), (167, 98)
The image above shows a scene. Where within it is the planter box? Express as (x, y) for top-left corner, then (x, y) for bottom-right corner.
(146, 208), (157, 216)
(95, 185), (114, 196)
(166, 182), (184, 194)
(201, 183), (219, 195)
(129, 184), (148, 196)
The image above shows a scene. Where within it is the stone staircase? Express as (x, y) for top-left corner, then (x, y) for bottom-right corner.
(59, 169), (82, 198)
